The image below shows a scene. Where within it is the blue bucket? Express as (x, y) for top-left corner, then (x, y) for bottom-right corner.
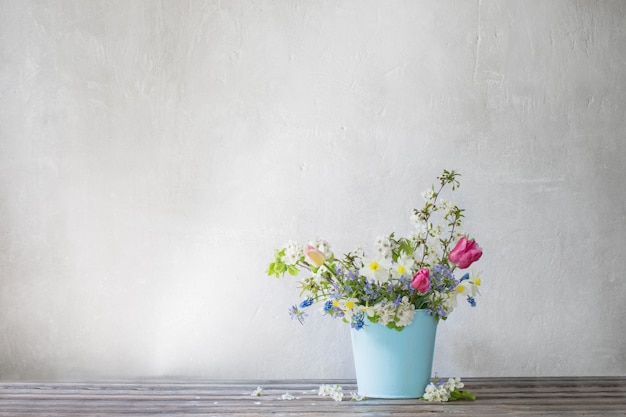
(350, 310), (438, 398)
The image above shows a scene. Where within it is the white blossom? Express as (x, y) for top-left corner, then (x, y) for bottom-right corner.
(308, 238), (332, 257)
(374, 235), (395, 258)
(374, 303), (396, 326)
(281, 241), (302, 265)
(318, 384), (344, 402)
(421, 187), (436, 202)
(423, 377), (467, 402)
(350, 392), (365, 401)
(395, 297), (416, 327)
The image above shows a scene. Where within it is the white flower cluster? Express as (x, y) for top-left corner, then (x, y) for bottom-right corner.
(428, 291), (458, 315)
(375, 235), (397, 258)
(410, 189), (464, 258)
(423, 377), (465, 402)
(437, 198), (456, 212)
(318, 384), (344, 402)
(421, 188), (436, 201)
(366, 296), (415, 327)
(281, 241), (302, 265)
(350, 392), (365, 401)
(308, 238), (332, 258)
(394, 298), (416, 326)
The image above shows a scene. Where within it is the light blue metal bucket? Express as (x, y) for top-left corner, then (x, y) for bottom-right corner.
(350, 309), (438, 398)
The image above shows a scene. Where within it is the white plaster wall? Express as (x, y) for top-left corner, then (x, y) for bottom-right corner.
(0, 0), (625, 380)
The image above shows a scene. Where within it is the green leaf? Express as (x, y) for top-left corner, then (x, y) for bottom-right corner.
(449, 389), (476, 401)
(274, 263), (286, 275)
(399, 239), (414, 256)
(287, 265), (299, 276)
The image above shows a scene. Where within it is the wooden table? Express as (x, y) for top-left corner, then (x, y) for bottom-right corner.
(0, 377), (624, 416)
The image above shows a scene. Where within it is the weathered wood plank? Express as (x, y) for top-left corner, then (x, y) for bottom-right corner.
(0, 378), (624, 416)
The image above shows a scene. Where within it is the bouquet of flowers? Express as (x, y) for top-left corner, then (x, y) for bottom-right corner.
(266, 170), (483, 330)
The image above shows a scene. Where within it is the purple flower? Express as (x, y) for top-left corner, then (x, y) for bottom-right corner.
(393, 295), (402, 308)
(288, 306), (307, 324)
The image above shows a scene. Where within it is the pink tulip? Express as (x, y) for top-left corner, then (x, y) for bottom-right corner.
(304, 245), (326, 267)
(411, 268), (430, 293)
(448, 237), (483, 269)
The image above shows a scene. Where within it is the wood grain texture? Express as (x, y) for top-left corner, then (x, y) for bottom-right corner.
(0, 377), (624, 416)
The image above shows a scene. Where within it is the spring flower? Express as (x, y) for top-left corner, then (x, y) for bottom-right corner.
(421, 187), (436, 202)
(363, 304), (377, 318)
(350, 392), (365, 401)
(288, 305), (307, 324)
(318, 384), (344, 401)
(423, 382), (449, 402)
(330, 298), (361, 322)
(375, 235), (392, 257)
(448, 237), (483, 269)
(251, 387), (263, 396)
(351, 312), (365, 330)
(422, 377), (474, 402)
(391, 253), (415, 279)
(457, 282), (478, 297)
(456, 272), (480, 298)
(299, 298), (314, 308)
(374, 302), (396, 326)
(395, 297), (416, 326)
(437, 198), (454, 211)
(441, 292), (458, 313)
(309, 238), (332, 256)
(360, 257), (391, 284)
(266, 169), (484, 327)
(304, 245), (326, 267)
(281, 241), (302, 265)
(411, 268), (430, 293)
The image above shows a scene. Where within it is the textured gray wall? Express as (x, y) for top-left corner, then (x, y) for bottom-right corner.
(1, 0), (625, 380)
